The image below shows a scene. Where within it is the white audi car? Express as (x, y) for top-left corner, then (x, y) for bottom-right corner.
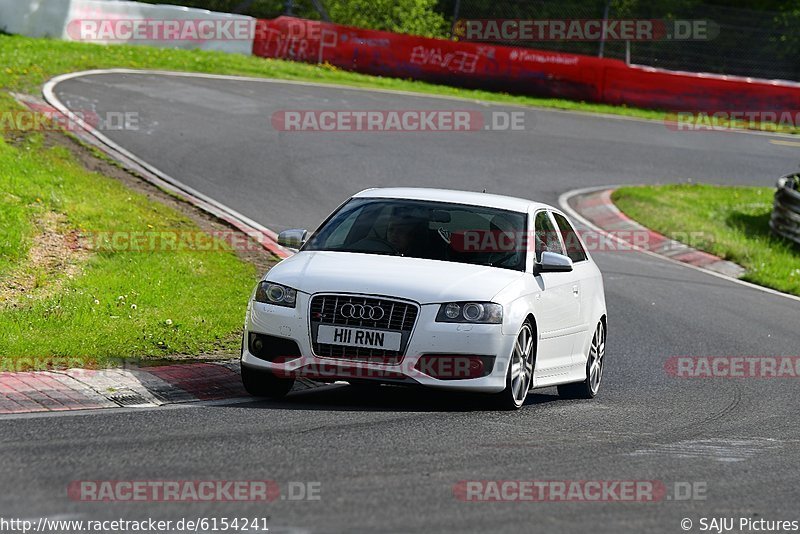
(241, 188), (607, 409)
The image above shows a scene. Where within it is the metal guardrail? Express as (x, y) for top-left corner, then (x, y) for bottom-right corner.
(770, 173), (800, 246)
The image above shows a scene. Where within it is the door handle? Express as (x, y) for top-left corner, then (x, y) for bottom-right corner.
(572, 285), (579, 296)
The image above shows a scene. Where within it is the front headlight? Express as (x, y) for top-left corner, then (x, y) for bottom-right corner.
(254, 281), (297, 308)
(435, 302), (503, 324)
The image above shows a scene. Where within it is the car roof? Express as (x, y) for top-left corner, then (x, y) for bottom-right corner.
(353, 188), (551, 213)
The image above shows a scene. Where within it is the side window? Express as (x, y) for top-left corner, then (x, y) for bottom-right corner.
(534, 211), (564, 262)
(315, 204), (365, 248)
(553, 213), (588, 263)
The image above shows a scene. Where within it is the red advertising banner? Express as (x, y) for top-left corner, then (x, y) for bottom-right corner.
(254, 17), (613, 102)
(253, 17), (800, 112)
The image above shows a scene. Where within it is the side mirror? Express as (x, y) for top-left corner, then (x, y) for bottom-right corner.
(277, 229), (308, 250)
(536, 251), (573, 273)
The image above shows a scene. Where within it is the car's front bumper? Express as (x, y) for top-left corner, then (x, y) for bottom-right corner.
(241, 293), (515, 393)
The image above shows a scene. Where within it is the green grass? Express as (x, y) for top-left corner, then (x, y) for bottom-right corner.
(3, 35), (797, 368)
(612, 184), (800, 296)
(0, 92), (260, 368)
(0, 34), (674, 369)
(3, 34), (798, 133)
(0, 34), (670, 120)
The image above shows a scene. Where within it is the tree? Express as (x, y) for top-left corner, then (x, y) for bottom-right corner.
(325, 0), (448, 37)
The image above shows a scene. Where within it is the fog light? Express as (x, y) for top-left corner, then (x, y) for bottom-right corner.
(248, 332), (302, 363)
(414, 354), (495, 380)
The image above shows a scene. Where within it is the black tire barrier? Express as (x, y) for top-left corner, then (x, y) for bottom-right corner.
(770, 174), (800, 246)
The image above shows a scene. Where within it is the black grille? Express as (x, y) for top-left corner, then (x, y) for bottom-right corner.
(309, 295), (418, 365)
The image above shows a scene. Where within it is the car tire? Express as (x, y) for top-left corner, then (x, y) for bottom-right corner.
(241, 364), (295, 399)
(493, 320), (535, 410)
(558, 320), (605, 399)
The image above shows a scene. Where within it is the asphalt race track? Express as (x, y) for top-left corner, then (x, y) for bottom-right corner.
(2, 72), (799, 533)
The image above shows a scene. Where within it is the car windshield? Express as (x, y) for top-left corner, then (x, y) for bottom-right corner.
(304, 198), (527, 271)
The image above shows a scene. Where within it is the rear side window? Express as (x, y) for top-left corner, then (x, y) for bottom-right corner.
(553, 213), (588, 263)
(534, 211), (564, 262)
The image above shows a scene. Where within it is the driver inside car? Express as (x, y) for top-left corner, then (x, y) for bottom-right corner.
(386, 217), (418, 255)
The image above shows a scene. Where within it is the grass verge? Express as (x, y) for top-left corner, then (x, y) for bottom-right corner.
(2, 35), (796, 367)
(0, 95), (267, 368)
(612, 184), (800, 297)
(0, 34), (672, 369)
(0, 126), (263, 367)
(0, 34), (667, 119)
(3, 34), (797, 132)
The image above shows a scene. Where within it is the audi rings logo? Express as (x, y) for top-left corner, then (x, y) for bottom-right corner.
(340, 304), (386, 321)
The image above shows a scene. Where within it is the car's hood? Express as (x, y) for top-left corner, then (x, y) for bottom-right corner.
(265, 251), (524, 304)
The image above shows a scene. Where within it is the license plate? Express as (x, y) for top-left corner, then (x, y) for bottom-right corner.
(317, 325), (402, 351)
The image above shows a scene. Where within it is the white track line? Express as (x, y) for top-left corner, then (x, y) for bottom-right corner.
(44, 68), (800, 139)
(559, 185), (800, 304)
(43, 68), (800, 304)
(0, 383), (346, 421)
(0, 397), (256, 421)
(43, 70), (292, 258)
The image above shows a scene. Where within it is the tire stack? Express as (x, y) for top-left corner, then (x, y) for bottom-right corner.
(770, 173), (800, 246)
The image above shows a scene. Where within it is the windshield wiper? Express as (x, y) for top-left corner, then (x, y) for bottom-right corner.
(325, 248), (403, 257)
